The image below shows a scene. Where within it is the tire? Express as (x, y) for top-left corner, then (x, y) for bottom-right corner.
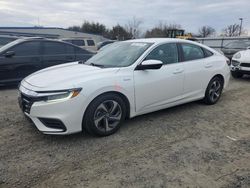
(231, 71), (243, 78)
(203, 77), (224, 105)
(83, 93), (126, 136)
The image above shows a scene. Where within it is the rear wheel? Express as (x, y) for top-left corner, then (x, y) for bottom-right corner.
(203, 77), (224, 105)
(83, 93), (126, 136)
(231, 71), (243, 78)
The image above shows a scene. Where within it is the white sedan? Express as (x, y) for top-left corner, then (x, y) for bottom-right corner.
(231, 48), (250, 78)
(18, 38), (230, 136)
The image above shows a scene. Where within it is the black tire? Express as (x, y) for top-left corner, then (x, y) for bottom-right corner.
(83, 93), (126, 136)
(203, 77), (224, 105)
(231, 71), (243, 78)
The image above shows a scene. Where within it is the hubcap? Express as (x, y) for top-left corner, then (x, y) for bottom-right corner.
(94, 100), (122, 132)
(209, 80), (221, 102)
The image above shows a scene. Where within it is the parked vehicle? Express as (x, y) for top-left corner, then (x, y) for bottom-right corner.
(0, 35), (19, 48)
(221, 40), (250, 59)
(97, 40), (116, 50)
(61, 38), (97, 52)
(0, 37), (94, 86)
(18, 38), (230, 136)
(231, 48), (250, 78)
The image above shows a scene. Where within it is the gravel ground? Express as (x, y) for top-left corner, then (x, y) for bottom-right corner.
(0, 77), (250, 188)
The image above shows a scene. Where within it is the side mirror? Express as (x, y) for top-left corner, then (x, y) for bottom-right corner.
(4, 51), (15, 58)
(247, 46), (250, 50)
(136, 60), (163, 70)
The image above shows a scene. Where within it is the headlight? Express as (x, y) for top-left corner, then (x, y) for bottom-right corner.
(232, 60), (240, 66)
(40, 88), (82, 102)
(233, 52), (241, 59)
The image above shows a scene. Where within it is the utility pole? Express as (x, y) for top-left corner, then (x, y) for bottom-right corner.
(239, 18), (243, 36)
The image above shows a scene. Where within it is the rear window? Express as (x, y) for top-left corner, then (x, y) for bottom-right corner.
(181, 43), (205, 61)
(72, 40), (85, 46)
(43, 42), (66, 55)
(87, 40), (95, 46)
(203, 48), (214, 57)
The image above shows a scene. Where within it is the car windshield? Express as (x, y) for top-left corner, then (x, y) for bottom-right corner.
(85, 41), (152, 68)
(225, 41), (250, 49)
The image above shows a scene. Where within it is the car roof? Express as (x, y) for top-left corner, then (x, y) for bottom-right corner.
(122, 38), (220, 55)
(0, 35), (19, 39)
(0, 37), (93, 53)
(124, 38), (198, 45)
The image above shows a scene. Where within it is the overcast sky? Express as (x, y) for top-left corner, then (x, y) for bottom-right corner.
(0, 0), (249, 35)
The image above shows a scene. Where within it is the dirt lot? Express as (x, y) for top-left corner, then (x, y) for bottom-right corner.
(0, 77), (249, 188)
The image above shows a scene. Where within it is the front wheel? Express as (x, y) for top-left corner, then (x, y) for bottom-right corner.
(83, 93), (126, 136)
(203, 77), (224, 105)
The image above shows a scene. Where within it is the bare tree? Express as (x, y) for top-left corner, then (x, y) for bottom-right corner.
(198, 26), (215, 37)
(126, 16), (143, 39)
(222, 24), (241, 37)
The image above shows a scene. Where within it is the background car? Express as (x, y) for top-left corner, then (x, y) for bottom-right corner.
(231, 48), (250, 78)
(221, 40), (250, 59)
(97, 40), (116, 50)
(18, 38), (230, 136)
(61, 38), (97, 52)
(0, 35), (19, 48)
(0, 37), (94, 86)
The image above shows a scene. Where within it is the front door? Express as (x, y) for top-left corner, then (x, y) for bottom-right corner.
(134, 43), (184, 113)
(0, 41), (42, 84)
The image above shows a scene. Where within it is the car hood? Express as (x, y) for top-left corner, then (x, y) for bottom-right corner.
(23, 62), (119, 90)
(239, 50), (250, 63)
(221, 48), (240, 54)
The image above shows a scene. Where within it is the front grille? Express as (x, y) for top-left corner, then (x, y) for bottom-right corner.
(19, 94), (34, 113)
(232, 60), (240, 66)
(240, 63), (250, 67)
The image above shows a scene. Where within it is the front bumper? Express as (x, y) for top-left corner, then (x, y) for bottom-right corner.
(231, 64), (250, 74)
(18, 88), (88, 135)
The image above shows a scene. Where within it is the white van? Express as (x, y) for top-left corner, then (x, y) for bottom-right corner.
(61, 38), (97, 52)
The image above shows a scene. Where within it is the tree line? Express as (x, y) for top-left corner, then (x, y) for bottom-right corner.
(68, 18), (247, 40)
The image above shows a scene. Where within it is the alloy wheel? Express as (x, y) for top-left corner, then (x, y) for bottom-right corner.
(94, 100), (122, 132)
(208, 80), (222, 103)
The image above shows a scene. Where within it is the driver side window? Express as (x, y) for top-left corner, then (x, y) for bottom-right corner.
(144, 43), (178, 64)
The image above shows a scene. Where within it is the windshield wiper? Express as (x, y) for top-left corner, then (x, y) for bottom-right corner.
(90, 63), (105, 68)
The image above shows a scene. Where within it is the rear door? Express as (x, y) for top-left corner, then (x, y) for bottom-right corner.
(0, 41), (42, 83)
(41, 41), (76, 68)
(179, 43), (212, 98)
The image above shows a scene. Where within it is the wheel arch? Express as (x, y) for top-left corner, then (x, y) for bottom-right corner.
(82, 91), (131, 130)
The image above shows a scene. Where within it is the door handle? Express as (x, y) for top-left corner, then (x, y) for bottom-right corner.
(205, 63), (213, 68)
(173, 68), (184, 74)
